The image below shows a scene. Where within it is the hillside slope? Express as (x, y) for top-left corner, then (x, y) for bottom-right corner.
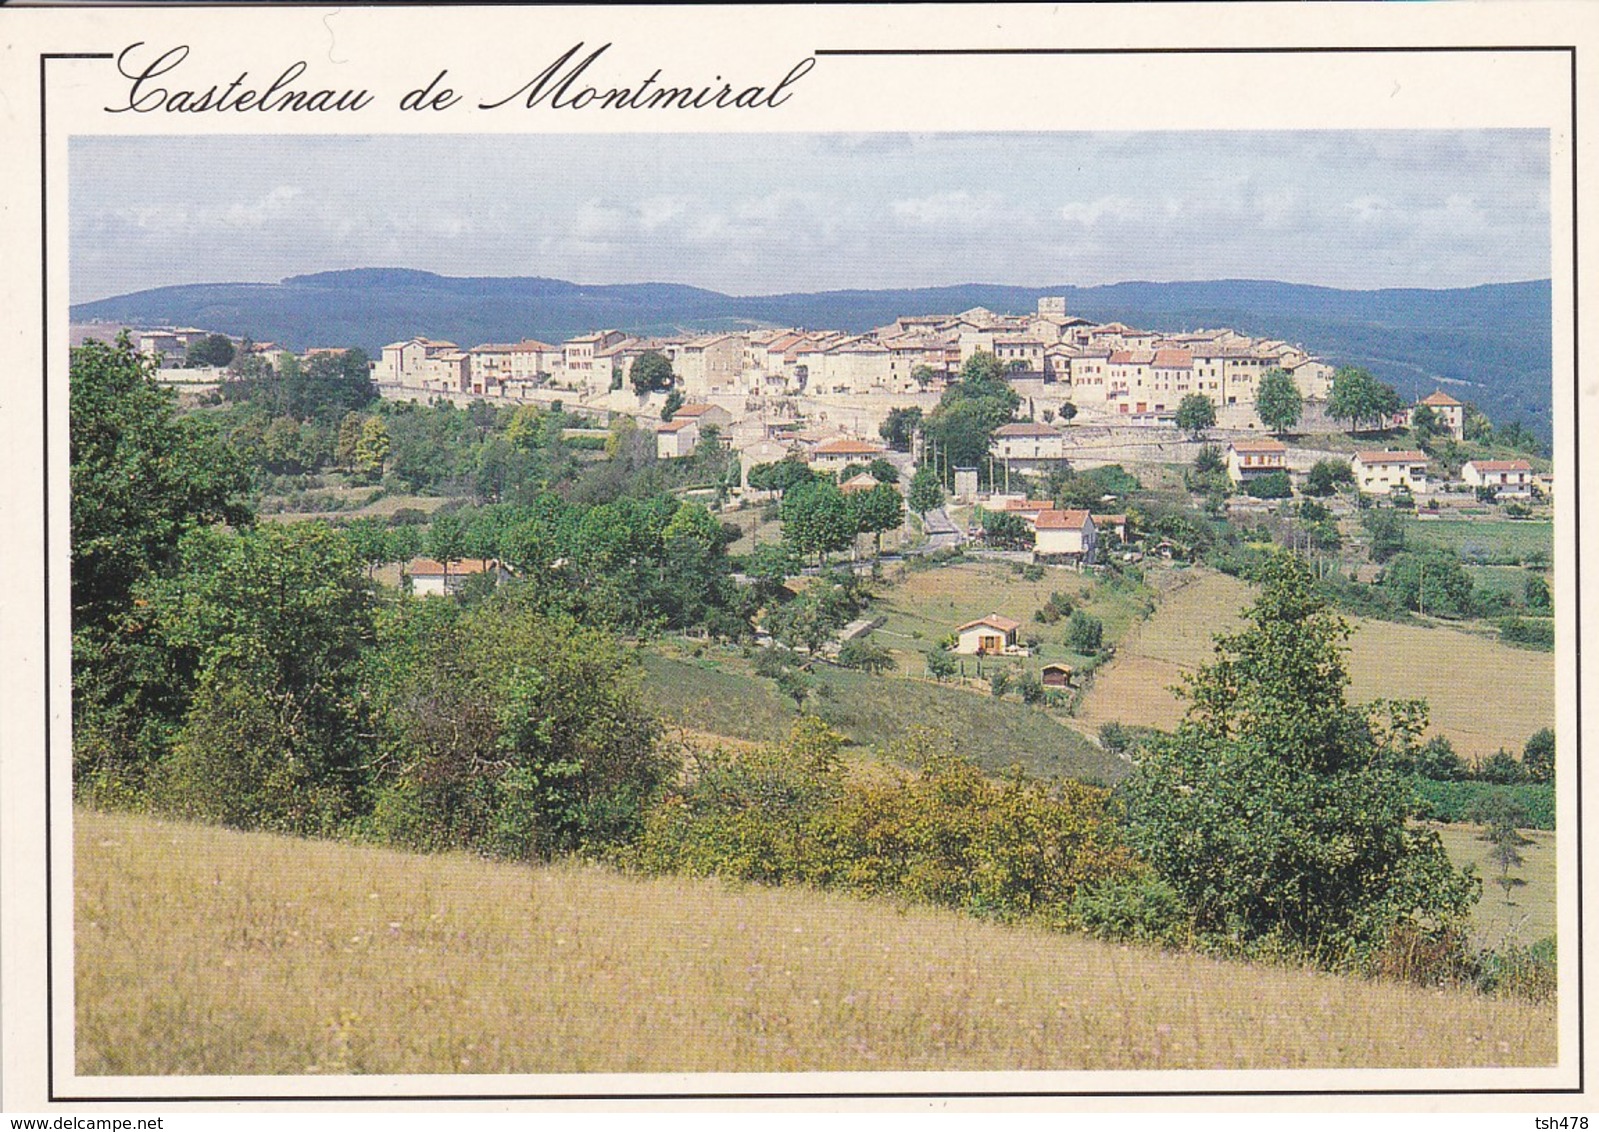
(72, 272), (1553, 441)
(76, 808), (1555, 1075)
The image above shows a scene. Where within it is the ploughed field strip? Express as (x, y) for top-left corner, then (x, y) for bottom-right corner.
(1078, 569), (1553, 765)
(76, 808), (1556, 1076)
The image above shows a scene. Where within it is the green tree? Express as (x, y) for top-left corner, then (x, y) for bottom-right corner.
(186, 333), (236, 368)
(1523, 727), (1555, 784)
(1360, 508), (1407, 563)
(1255, 368), (1302, 436)
(1175, 393), (1217, 439)
(1065, 611), (1103, 654)
(353, 416), (391, 480)
(661, 389), (685, 421)
(922, 351), (1020, 486)
(781, 478), (855, 567)
(143, 522), (377, 832)
(850, 482), (906, 559)
(907, 465), (944, 515)
(335, 411), (365, 470)
(979, 508), (1032, 550)
(1121, 555), (1479, 966)
(1245, 471), (1292, 500)
(425, 513), (469, 590)
(879, 407), (923, 452)
(989, 668), (1013, 698)
(366, 597), (670, 857)
(748, 457), (815, 497)
(1468, 794), (1531, 906)
(1378, 549), (1474, 617)
(837, 639), (897, 674)
(1328, 367), (1404, 433)
(1524, 572), (1552, 613)
(1304, 458), (1355, 497)
(70, 336), (252, 632)
(867, 457), (900, 484)
(925, 647), (957, 682)
(630, 350), (675, 394)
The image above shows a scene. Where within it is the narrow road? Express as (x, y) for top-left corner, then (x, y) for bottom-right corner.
(919, 507), (963, 553)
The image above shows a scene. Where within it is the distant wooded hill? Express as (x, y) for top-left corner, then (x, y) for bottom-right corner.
(72, 270), (1554, 442)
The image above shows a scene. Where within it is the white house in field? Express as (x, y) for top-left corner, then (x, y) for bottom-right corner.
(1462, 458), (1535, 496)
(1225, 438), (1288, 485)
(1032, 509), (1097, 562)
(954, 613), (1023, 656)
(1351, 450), (1431, 495)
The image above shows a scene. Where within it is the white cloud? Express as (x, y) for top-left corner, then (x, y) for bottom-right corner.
(891, 190), (1002, 226)
(1059, 195), (1136, 227)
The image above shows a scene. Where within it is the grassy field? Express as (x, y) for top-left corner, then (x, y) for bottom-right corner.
(640, 649), (1125, 783)
(1407, 518), (1553, 565)
(75, 808), (1557, 1075)
(1436, 824), (1558, 950)
(1076, 568), (1554, 762)
(1466, 564), (1543, 605)
(870, 558), (1159, 676)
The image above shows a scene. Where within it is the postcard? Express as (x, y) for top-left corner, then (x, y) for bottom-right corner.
(0, 1), (1593, 1116)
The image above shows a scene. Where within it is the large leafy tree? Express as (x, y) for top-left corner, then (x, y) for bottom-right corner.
(879, 406), (924, 453)
(907, 465), (944, 515)
(70, 336), (253, 632)
(849, 482), (906, 559)
(922, 351), (1021, 486)
(1254, 368), (1303, 436)
(137, 522), (378, 831)
(1328, 366), (1404, 434)
(630, 350), (675, 394)
(781, 478), (855, 567)
(1121, 554), (1479, 967)
(1175, 393), (1217, 439)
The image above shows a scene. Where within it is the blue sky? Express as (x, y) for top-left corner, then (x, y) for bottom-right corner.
(70, 131), (1550, 303)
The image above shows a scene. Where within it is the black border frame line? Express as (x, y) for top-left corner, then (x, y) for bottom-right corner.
(38, 40), (1584, 1104)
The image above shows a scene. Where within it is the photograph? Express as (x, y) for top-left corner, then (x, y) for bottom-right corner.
(63, 128), (1560, 1078)
(2, 1), (1591, 1114)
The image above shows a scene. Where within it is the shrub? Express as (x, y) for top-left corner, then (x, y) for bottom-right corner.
(1065, 610), (1103, 654)
(1069, 874), (1192, 945)
(1524, 727), (1555, 784)
(1405, 778), (1554, 830)
(1474, 937), (1557, 1002)
(630, 723), (1140, 922)
(1245, 471), (1292, 499)
(837, 639), (897, 674)
(1499, 615), (1555, 650)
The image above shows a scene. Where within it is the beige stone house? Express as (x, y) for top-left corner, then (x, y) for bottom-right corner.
(1352, 450), (1431, 495)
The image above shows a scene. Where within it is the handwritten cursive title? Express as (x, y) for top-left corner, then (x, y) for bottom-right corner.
(104, 41), (818, 115)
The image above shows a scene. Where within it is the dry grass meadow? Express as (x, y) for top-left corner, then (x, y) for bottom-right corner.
(76, 808), (1555, 1076)
(1076, 570), (1554, 763)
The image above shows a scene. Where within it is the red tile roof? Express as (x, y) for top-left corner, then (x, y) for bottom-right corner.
(812, 438), (885, 456)
(957, 614), (1021, 634)
(406, 557), (501, 578)
(1467, 459), (1533, 473)
(1421, 391), (1462, 406)
(1034, 509), (1092, 530)
(1229, 439), (1287, 453)
(1355, 450), (1428, 463)
(1152, 348), (1194, 369)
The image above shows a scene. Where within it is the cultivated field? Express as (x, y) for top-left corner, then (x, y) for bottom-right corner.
(640, 650), (1124, 783)
(1437, 824), (1558, 950)
(1076, 569), (1554, 762)
(1407, 518), (1553, 565)
(76, 809), (1556, 1076)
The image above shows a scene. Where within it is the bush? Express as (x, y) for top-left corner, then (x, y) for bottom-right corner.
(1405, 778), (1555, 830)
(630, 723), (1140, 922)
(1499, 615), (1555, 650)
(1474, 937), (1557, 1002)
(1069, 874), (1192, 945)
(836, 639), (897, 674)
(1244, 471), (1292, 499)
(1065, 610), (1103, 654)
